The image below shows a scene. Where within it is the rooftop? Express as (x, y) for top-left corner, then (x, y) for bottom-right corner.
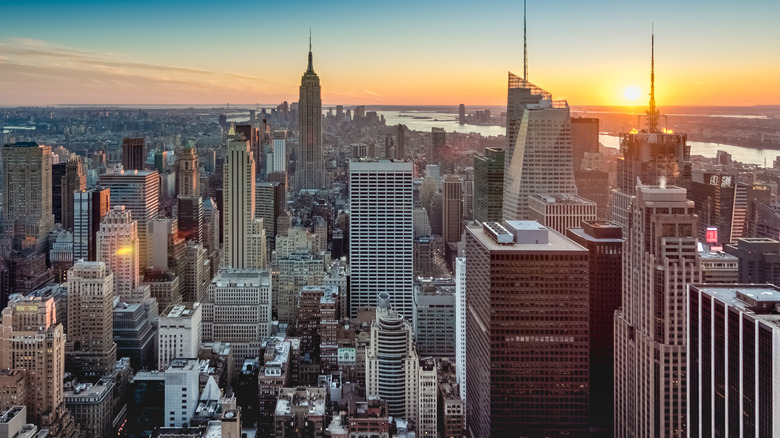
(468, 221), (587, 253)
(693, 284), (780, 328)
(162, 302), (201, 319)
(530, 193), (596, 205)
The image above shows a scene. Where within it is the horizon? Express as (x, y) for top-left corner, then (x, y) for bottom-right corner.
(1, 1), (779, 107)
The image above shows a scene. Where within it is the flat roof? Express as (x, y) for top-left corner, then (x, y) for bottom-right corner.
(467, 223), (587, 253)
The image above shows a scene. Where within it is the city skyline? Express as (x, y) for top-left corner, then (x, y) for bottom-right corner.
(1, 0), (779, 106)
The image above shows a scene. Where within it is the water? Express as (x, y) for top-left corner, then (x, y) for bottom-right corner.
(598, 134), (775, 166)
(378, 111), (506, 137)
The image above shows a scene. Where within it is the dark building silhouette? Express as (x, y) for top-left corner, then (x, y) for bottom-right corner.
(473, 148), (504, 224)
(122, 137), (146, 171)
(570, 117), (599, 171)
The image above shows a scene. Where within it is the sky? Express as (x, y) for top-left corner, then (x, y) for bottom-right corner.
(0, 0), (778, 107)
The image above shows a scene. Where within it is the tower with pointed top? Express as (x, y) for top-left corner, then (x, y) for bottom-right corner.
(296, 34), (324, 192)
(609, 34), (691, 230)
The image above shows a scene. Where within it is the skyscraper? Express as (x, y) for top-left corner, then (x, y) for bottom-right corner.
(99, 170), (160, 269)
(442, 175), (463, 243)
(222, 140), (265, 269)
(688, 284), (780, 437)
(566, 221), (624, 435)
(473, 147), (505, 224)
(177, 143), (199, 197)
(73, 188), (111, 261)
(122, 137), (146, 171)
(61, 158), (86, 231)
(65, 261), (117, 378)
(296, 36), (323, 191)
(610, 37), (691, 230)
(272, 129), (288, 175)
(96, 206), (139, 298)
(465, 220), (589, 437)
(349, 159), (414, 318)
(177, 196), (204, 243)
(614, 186), (701, 437)
(396, 124), (406, 159)
(1, 142), (55, 253)
(458, 104), (466, 125)
(431, 127), (445, 165)
(502, 74), (577, 220)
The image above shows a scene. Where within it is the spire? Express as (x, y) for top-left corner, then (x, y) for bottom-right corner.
(523, 0), (528, 81)
(307, 29), (314, 74)
(647, 27), (659, 133)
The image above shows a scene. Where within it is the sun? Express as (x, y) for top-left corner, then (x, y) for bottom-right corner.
(624, 86), (641, 101)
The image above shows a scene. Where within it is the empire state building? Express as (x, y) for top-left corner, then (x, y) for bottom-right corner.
(296, 38), (323, 191)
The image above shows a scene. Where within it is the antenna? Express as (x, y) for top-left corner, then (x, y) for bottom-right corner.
(523, 0), (528, 81)
(309, 28), (312, 53)
(648, 25), (658, 132)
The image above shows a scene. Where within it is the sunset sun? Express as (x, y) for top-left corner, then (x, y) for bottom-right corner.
(624, 86), (641, 101)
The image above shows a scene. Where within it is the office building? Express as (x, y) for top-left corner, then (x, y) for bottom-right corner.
(113, 299), (156, 371)
(566, 221), (623, 434)
(182, 241), (208, 303)
(0, 297), (64, 424)
(140, 268), (181, 309)
(349, 159), (414, 318)
(365, 293), (423, 426)
(570, 117), (599, 171)
(178, 196), (204, 243)
(66, 261), (117, 378)
(458, 104), (466, 125)
(296, 39), (323, 191)
(1, 142), (55, 254)
(397, 124), (406, 159)
(256, 181), (284, 256)
(164, 358), (200, 428)
(614, 186), (701, 437)
(454, 257), (466, 403)
(158, 303), (203, 371)
(223, 140), (266, 269)
(60, 159), (86, 231)
(272, 130), (288, 174)
(431, 128), (446, 165)
(688, 172), (747, 244)
(688, 284), (780, 437)
(465, 220), (589, 437)
(0, 406), (40, 438)
(96, 206), (139, 297)
(413, 277), (456, 358)
(699, 250), (739, 283)
(528, 193), (597, 234)
(177, 144), (199, 197)
(725, 238), (780, 284)
(201, 269), (272, 375)
(273, 387), (327, 437)
(609, 42), (691, 230)
(502, 74), (577, 221)
(122, 137), (146, 171)
(99, 170), (160, 269)
(64, 378), (113, 438)
(442, 175), (463, 243)
(473, 147), (504, 224)
(0, 371), (25, 413)
(73, 188), (111, 261)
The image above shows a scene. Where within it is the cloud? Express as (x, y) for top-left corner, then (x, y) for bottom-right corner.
(0, 38), (295, 104)
(363, 90), (382, 97)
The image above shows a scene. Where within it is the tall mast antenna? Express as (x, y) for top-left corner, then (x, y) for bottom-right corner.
(523, 0), (528, 81)
(648, 25), (658, 132)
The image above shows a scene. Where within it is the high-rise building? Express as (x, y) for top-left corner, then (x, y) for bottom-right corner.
(473, 147), (505, 224)
(96, 206), (139, 298)
(610, 38), (691, 230)
(201, 269), (272, 376)
(442, 175), (463, 243)
(465, 220), (589, 437)
(52, 162), (67, 227)
(182, 241), (208, 303)
(614, 186), (701, 437)
(177, 196), (203, 243)
(272, 130), (288, 175)
(570, 117), (599, 171)
(223, 140), (266, 269)
(528, 193), (597, 234)
(431, 127), (446, 165)
(396, 124), (406, 159)
(256, 181), (284, 257)
(502, 74), (577, 220)
(113, 299), (156, 372)
(65, 261), (117, 378)
(366, 293), (434, 432)
(296, 38), (323, 191)
(64, 377), (114, 438)
(566, 221), (624, 435)
(60, 159), (86, 231)
(1, 142), (55, 254)
(412, 277), (456, 358)
(122, 137), (146, 171)
(724, 237), (780, 284)
(163, 358), (200, 428)
(687, 173), (748, 244)
(73, 188), (111, 261)
(349, 159), (414, 318)
(158, 302), (202, 371)
(177, 144), (199, 197)
(0, 297), (64, 424)
(99, 170), (160, 269)
(458, 104), (466, 125)
(688, 284), (780, 437)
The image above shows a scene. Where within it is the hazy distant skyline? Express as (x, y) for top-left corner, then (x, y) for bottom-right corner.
(1, 0), (778, 107)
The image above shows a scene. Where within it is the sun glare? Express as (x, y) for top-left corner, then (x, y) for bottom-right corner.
(624, 86), (641, 101)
